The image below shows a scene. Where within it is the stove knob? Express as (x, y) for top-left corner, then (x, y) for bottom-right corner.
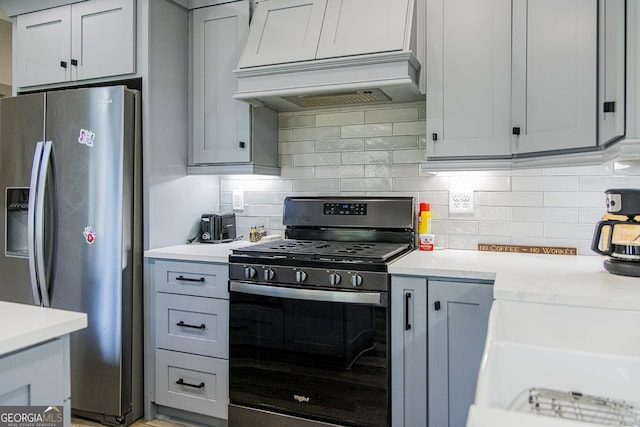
(244, 266), (257, 279)
(263, 268), (275, 281)
(329, 273), (341, 286)
(351, 274), (363, 287)
(295, 270), (307, 283)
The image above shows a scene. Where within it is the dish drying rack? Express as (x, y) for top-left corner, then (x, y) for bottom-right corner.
(526, 388), (640, 426)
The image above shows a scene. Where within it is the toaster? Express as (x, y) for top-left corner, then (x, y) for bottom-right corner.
(200, 212), (236, 243)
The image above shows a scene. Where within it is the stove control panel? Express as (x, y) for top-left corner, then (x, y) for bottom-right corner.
(229, 263), (390, 292)
(323, 202), (367, 216)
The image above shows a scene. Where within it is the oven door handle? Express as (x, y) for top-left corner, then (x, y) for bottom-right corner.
(229, 281), (388, 307)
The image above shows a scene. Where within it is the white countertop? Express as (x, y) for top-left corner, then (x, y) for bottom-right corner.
(144, 240), (256, 263)
(144, 241), (640, 311)
(390, 249), (640, 311)
(0, 301), (87, 356)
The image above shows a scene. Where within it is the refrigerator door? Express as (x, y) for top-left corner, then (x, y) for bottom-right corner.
(44, 86), (135, 420)
(0, 93), (45, 305)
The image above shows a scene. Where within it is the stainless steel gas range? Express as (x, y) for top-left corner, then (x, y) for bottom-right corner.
(228, 196), (415, 427)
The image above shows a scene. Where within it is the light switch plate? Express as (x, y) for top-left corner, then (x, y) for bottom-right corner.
(232, 190), (244, 210)
(449, 191), (474, 214)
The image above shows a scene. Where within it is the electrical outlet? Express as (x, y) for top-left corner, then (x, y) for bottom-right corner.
(232, 190), (244, 210)
(449, 191), (474, 214)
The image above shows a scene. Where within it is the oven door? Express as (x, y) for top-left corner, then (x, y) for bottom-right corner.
(229, 281), (390, 427)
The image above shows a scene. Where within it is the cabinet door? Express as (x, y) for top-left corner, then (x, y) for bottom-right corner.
(426, 0), (512, 159)
(391, 276), (427, 427)
(71, 0), (136, 81)
(511, 0), (597, 155)
(237, 0), (327, 68)
(0, 337), (69, 407)
(428, 280), (492, 427)
(316, 0), (411, 59)
(192, 1), (251, 165)
(15, 6), (71, 87)
(599, 0), (625, 145)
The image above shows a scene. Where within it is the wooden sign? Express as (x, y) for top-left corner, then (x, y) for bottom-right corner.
(478, 243), (577, 256)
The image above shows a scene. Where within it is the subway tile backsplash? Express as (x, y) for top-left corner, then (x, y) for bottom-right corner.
(220, 101), (640, 255)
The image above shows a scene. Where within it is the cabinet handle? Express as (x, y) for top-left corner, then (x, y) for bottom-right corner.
(176, 320), (206, 330)
(405, 292), (412, 331)
(434, 300), (441, 311)
(432, 133), (438, 141)
(176, 275), (205, 283)
(603, 101), (616, 113)
(239, 141), (246, 148)
(71, 59), (78, 66)
(176, 378), (205, 389)
(60, 61), (68, 69)
(512, 127), (521, 135)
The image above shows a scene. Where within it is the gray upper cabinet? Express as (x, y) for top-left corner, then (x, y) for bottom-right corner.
(426, 0), (625, 166)
(511, 0), (597, 155)
(599, 0), (626, 146)
(238, 0), (414, 68)
(426, 0), (512, 159)
(14, 0), (135, 88)
(15, 6), (70, 87)
(189, 0), (279, 175)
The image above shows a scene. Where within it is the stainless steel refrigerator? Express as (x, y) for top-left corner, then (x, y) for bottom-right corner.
(0, 86), (143, 426)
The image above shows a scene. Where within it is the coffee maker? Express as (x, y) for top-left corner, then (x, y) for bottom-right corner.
(591, 188), (640, 277)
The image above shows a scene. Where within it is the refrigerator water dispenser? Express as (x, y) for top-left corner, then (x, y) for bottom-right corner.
(5, 188), (29, 257)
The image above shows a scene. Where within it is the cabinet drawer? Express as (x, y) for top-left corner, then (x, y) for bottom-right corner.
(156, 293), (229, 358)
(153, 260), (228, 298)
(155, 349), (228, 419)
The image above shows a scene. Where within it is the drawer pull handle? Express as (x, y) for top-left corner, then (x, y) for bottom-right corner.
(176, 275), (205, 283)
(176, 378), (205, 389)
(176, 321), (206, 330)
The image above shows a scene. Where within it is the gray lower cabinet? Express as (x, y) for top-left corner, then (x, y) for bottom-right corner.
(0, 337), (70, 419)
(391, 275), (428, 427)
(147, 259), (229, 423)
(427, 279), (493, 427)
(391, 275), (493, 427)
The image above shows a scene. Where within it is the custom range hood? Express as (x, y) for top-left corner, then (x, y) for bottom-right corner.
(233, 0), (423, 111)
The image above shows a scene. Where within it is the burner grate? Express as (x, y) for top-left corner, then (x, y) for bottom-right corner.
(234, 239), (410, 263)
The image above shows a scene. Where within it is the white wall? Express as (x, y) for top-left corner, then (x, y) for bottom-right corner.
(142, 0), (220, 249)
(220, 100), (640, 255)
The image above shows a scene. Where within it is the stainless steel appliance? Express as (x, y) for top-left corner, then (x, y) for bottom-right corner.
(0, 86), (142, 426)
(591, 188), (640, 277)
(200, 212), (236, 242)
(228, 196), (415, 427)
